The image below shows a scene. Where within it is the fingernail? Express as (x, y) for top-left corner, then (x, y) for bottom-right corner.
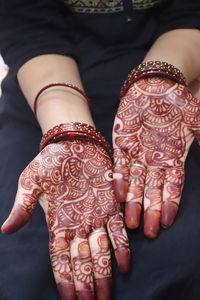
(125, 202), (141, 229)
(95, 278), (112, 300)
(113, 179), (128, 202)
(77, 291), (95, 300)
(57, 282), (76, 300)
(115, 247), (131, 273)
(144, 210), (160, 239)
(161, 202), (178, 228)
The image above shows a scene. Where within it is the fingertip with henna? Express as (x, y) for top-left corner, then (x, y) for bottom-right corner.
(125, 202), (141, 229)
(115, 247), (131, 273)
(76, 291), (95, 300)
(1, 207), (30, 234)
(57, 282), (76, 300)
(95, 278), (112, 300)
(113, 179), (128, 202)
(161, 202), (178, 228)
(144, 210), (160, 239)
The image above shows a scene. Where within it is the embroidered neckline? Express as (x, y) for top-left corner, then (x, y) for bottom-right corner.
(62, 0), (165, 13)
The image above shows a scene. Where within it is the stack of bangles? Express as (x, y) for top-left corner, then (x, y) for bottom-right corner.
(121, 60), (187, 98)
(35, 61), (186, 156)
(39, 122), (112, 159)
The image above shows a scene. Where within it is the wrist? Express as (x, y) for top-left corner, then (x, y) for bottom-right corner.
(40, 122), (112, 159)
(34, 86), (94, 133)
(121, 61), (186, 98)
(37, 94), (94, 133)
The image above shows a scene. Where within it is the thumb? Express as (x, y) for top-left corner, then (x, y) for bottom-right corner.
(1, 178), (40, 234)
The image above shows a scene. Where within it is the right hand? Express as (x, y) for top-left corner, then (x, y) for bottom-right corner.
(112, 76), (200, 238)
(1, 137), (131, 300)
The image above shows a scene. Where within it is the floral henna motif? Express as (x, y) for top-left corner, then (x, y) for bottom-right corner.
(89, 232), (111, 278)
(70, 239), (94, 298)
(50, 237), (73, 282)
(113, 77), (200, 237)
(88, 231), (113, 299)
(73, 256), (93, 285)
(93, 234), (111, 277)
(93, 252), (111, 277)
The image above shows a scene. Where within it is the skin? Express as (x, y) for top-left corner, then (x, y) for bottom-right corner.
(2, 138), (131, 300)
(113, 77), (200, 238)
(1, 27), (200, 298)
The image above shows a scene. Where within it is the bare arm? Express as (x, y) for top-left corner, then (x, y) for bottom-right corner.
(17, 54), (94, 133)
(143, 29), (200, 83)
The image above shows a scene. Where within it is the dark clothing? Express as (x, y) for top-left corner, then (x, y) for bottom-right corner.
(0, 0), (200, 74)
(0, 1), (200, 299)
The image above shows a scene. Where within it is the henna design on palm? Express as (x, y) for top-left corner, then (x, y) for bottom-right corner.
(113, 77), (200, 238)
(2, 137), (131, 300)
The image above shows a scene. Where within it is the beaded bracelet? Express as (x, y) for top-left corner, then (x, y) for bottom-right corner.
(40, 122), (112, 159)
(121, 61), (187, 98)
(34, 83), (92, 116)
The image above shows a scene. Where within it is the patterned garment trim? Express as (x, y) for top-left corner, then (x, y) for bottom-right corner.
(62, 0), (165, 13)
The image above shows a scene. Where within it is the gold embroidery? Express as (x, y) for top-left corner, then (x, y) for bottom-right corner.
(63, 0), (165, 13)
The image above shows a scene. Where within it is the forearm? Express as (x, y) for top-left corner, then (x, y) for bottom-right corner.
(17, 54), (94, 133)
(143, 29), (200, 83)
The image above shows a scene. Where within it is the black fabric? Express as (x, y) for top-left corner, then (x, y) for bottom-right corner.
(156, 0), (200, 36)
(0, 0), (77, 74)
(0, 0), (200, 74)
(0, 1), (200, 299)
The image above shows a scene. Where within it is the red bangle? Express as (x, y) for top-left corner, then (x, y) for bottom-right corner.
(34, 83), (92, 116)
(121, 61), (187, 98)
(40, 122), (112, 159)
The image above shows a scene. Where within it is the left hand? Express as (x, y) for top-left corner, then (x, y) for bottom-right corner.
(113, 76), (200, 238)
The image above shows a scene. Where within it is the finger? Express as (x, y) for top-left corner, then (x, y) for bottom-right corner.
(89, 228), (112, 300)
(161, 168), (185, 228)
(125, 164), (146, 229)
(1, 175), (40, 234)
(113, 148), (130, 202)
(49, 233), (76, 300)
(107, 213), (131, 273)
(70, 237), (94, 300)
(144, 168), (165, 239)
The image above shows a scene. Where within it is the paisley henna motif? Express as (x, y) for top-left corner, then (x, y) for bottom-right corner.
(2, 137), (131, 300)
(113, 77), (200, 238)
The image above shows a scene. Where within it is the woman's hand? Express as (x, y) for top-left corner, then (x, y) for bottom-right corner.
(1, 138), (131, 300)
(113, 77), (200, 238)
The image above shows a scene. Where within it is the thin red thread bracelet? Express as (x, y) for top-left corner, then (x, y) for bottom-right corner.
(34, 83), (92, 116)
(40, 122), (112, 159)
(121, 61), (187, 98)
